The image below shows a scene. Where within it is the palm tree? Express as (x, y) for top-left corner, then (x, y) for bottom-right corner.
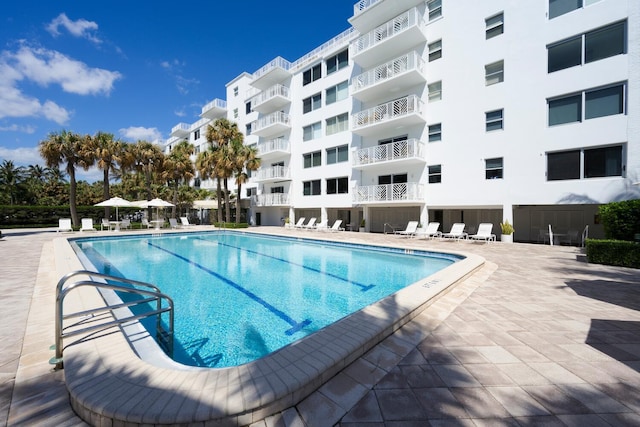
(162, 140), (195, 217)
(0, 160), (26, 205)
(39, 130), (95, 225)
(232, 140), (261, 224)
(124, 140), (165, 201)
(195, 150), (220, 222)
(91, 132), (124, 218)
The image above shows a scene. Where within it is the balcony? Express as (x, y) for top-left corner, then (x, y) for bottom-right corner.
(251, 111), (291, 137)
(353, 138), (425, 170)
(252, 165), (290, 183)
(351, 95), (425, 136)
(257, 138), (290, 161)
(251, 193), (290, 207)
(200, 98), (227, 119)
(251, 84), (291, 114)
(351, 7), (426, 68)
(349, 0), (424, 33)
(252, 57), (292, 90)
(170, 123), (190, 137)
(351, 51), (425, 103)
(353, 182), (424, 204)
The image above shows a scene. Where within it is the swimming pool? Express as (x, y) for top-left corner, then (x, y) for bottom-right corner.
(71, 231), (461, 368)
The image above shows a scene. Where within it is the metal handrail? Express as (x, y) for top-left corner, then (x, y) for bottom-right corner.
(51, 270), (174, 370)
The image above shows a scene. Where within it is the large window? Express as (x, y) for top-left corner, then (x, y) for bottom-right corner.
(303, 93), (321, 114)
(303, 64), (321, 86)
(326, 81), (348, 105)
(549, 94), (582, 126)
(547, 145), (623, 180)
(486, 109), (504, 131)
(428, 165), (442, 183)
(428, 0), (442, 21)
(548, 150), (580, 180)
(428, 40), (442, 62)
(326, 50), (348, 75)
(326, 177), (349, 194)
(486, 13), (504, 39)
(548, 83), (625, 126)
(548, 21), (626, 73)
(303, 122), (322, 141)
(326, 113), (348, 136)
(303, 180), (321, 196)
(303, 151), (321, 168)
(428, 123), (442, 142)
(428, 81), (442, 102)
(326, 145), (348, 164)
(485, 158), (504, 179)
(485, 61), (504, 85)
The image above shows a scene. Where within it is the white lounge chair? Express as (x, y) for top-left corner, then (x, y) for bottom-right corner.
(101, 218), (112, 231)
(169, 218), (180, 229)
(180, 217), (196, 227)
(395, 221), (419, 237)
(141, 218), (153, 229)
(120, 218), (131, 230)
(293, 217), (306, 229)
(416, 222), (441, 239)
(313, 220), (328, 231)
(326, 219), (344, 232)
(468, 223), (496, 243)
(442, 223), (467, 240)
(57, 218), (73, 233)
(80, 218), (97, 232)
(302, 217), (317, 230)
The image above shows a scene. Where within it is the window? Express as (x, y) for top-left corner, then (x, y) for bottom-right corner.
(303, 180), (321, 196)
(486, 13), (504, 39)
(233, 108), (238, 119)
(303, 151), (321, 168)
(549, 0), (582, 19)
(428, 81), (442, 102)
(270, 186), (284, 194)
(428, 40), (442, 62)
(378, 174), (407, 185)
(486, 109), (504, 131)
(303, 64), (321, 86)
(233, 86), (239, 96)
(326, 81), (348, 105)
(303, 93), (321, 114)
(428, 123), (442, 142)
(326, 113), (348, 136)
(326, 145), (348, 164)
(485, 158), (503, 179)
(326, 177), (349, 194)
(548, 94), (582, 126)
(485, 61), (504, 85)
(245, 101), (252, 114)
(548, 150), (580, 180)
(246, 124), (252, 136)
(548, 83), (625, 126)
(428, 165), (442, 183)
(303, 122), (322, 141)
(584, 146), (622, 178)
(326, 49), (348, 74)
(548, 37), (581, 73)
(193, 129), (200, 140)
(428, 0), (442, 21)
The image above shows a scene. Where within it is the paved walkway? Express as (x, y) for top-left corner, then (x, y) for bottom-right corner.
(1, 227), (640, 426)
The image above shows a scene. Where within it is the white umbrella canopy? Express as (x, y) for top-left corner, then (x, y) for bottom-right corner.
(137, 198), (174, 220)
(95, 196), (133, 220)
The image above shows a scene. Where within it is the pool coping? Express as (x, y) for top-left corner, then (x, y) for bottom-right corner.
(55, 230), (484, 425)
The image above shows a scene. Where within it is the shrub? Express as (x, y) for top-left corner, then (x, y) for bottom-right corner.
(214, 222), (249, 229)
(586, 239), (640, 269)
(598, 199), (640, 241)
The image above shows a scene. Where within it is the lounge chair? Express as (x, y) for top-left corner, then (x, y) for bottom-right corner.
(395, 221), (419, 237)
(169, 218), (180, 229)
(415, 222), (441, 239)
(120, 218), (131, 230)
(468, 223), (496, 243)
(180, 217), (196, 227)
(57, 218), (73, 233)
(302, 217), (317, 230)
(441, 223), (467, 240)
(80, 218), (97, 232)
(313, 220), (328, 231)
(141, 218), (153, 229)
(293, 217), (306, 229)
(326, 219), (344, 232)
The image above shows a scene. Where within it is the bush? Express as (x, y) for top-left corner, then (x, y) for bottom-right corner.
(214, 222), (249, 229)
(586, 239), (640, 269)
(598, 199), (640, 241)
(0, 205), (139, 228)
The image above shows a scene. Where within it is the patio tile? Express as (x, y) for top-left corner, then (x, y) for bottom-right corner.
(375, 389), (426, 421)
(486, 386), (550, 417)
(522, 385), (591, 415)
(412, 387), (469, 419)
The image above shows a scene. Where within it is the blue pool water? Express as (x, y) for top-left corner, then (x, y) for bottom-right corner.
(71, 231), (460, 368)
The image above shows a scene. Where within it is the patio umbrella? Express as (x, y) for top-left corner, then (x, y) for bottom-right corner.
(138, 198), (174, 220)
(94, 196), (132, 220)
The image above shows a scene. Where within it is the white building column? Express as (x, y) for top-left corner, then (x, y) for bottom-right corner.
(288, 207), (296, 224)
(502, 203), (513, 226)
(420, 204), (429, 228)
(321, 206), (328, 225)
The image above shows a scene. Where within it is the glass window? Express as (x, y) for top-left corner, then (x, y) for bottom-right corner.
(485, 158), (503, 179)
(585, 84), (624, 120)
(327, 177), (349, 194)
(585, 21), (626, 64)
(326, 113), (348, 136)
(270, 186), (284, 194)
(547, 150), (580, 180)
(428, 40), (442, 62)
(548, 37), (582, 73)
(428, 165), (442, 183)
(486, 109), (504, 131)
(303, 180), (321, 196)
(303, 151), (321, 168)
(486, 13), (504, 39)
(548, 94), (581, 126)
(303, 93), (321, 114)
(428, 0), (442, 21)
(326, 81), (348, 105)
(246, 124), (252, 136)
(245, 101), (252, 114)
(233, 86), (239, 96)
(428, 123), (442, 142)
(303, 64), (322, 86)
(326, 49), (348, 75)
(428, 81), (442, 102)
(549, 0), (582, 19)
(485, 61), (504, 85)
(326, 145), (348, 164)
(584, 146), (623, 178)
(303, 122), (322, 141)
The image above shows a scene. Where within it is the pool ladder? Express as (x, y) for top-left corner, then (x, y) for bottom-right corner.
(50, 270), (174, 370)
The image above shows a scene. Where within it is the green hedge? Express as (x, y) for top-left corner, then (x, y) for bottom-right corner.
(0, 205), (139, 228)
(214, 222), (249, 229)
(585, 239), (640, 269)
(599, 199), (640, 241)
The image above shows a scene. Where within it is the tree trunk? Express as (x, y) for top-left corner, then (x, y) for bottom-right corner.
(103, 168), (111, 219)
(223, 178), (231, 223)
(216, 177), (223, 224)
(68, 167), (79, 226)
(236, 182), (242, 224)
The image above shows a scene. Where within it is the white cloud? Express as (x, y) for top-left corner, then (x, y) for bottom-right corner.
(0, 146), (43, 166)
(0, 124), (36, 133)
(46, 13), (101, 44)
(119, 126), (162, 142)
(0, 77), (70, 124)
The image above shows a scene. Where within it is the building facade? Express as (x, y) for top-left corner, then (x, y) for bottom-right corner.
(162, 0), (640, 242)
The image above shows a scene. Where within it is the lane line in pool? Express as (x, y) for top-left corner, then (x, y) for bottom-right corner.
(209, 238), (376, 292)
(146, 241), (311, 336)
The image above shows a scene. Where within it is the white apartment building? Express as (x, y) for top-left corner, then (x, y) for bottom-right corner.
(162, 0), (640, 243)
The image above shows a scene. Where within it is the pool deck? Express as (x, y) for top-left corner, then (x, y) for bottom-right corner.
(2, 226), (640, 426)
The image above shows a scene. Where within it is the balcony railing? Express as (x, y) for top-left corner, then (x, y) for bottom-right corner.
(251, 84), (290, 109)
(257, 138), (290, 156)
(171, 123), (190, 135)
(352, 95), (422, 130)
(351, 51), (424, 93)
(251, 111), (291, 134)
(200, 98), (227, 116)
(353, 182), (424, 203)
(353, 139), (424, 167)
(253, 56), (292, 80)
(353, 0), (381, 15)
(251, 193), (290, 206)
(253, 166), (290, 181)
(352, 8), (421, 56)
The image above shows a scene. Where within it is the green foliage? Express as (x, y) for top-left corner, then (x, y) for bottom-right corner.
(586, 239), (640, 269)
(0, 205), (138, 228)
(500, 220), (514, 235)
(598, 199), (640, 241)
(214, 222), (248, 229)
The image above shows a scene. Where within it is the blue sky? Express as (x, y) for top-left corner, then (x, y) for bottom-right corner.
(0, 1), (355, 181)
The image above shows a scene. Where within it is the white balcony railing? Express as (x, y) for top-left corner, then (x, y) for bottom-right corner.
(252, 56), (292, 80)
(353, 182), (424, 203)
(257, 138), (290, 156)
(352, 95), (422, 130)
(353, 139), (424, 167)
(352, 8), (421, 56)
(251, 84), (290, 108)
(251, 111), (290, 134)
(171, 123), (190, 135)
(200, 98), (227, 115)
(351, 51), (424, 93)
(353, 0), (382, 15)
(253, 166), (290, 181)
(251, 193), (290, 206)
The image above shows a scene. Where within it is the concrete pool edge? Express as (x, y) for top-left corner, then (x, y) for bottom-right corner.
(54, 231), (485, 425)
